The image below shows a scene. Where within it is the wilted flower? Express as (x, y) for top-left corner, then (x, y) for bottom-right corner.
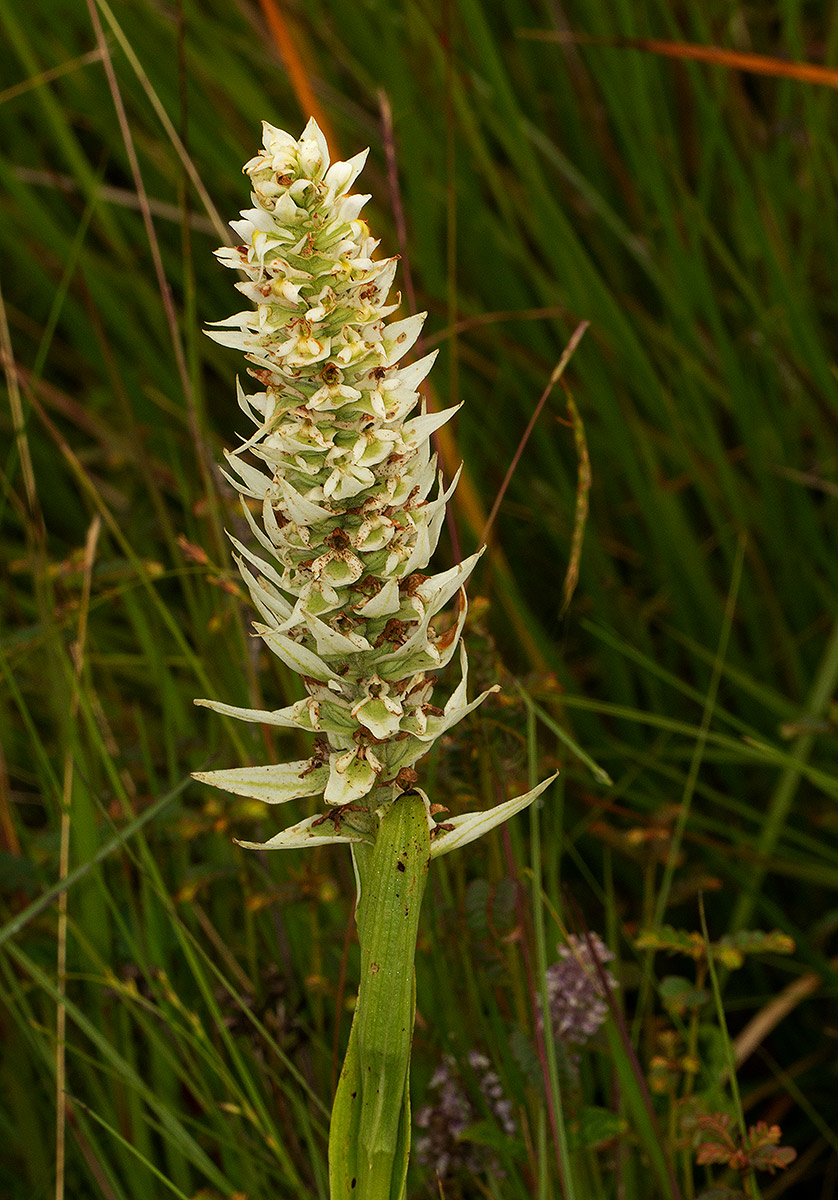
(415, 1050), (516, 1180)
(193, 119), (555, 851)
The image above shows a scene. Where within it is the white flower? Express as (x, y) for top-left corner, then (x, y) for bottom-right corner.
(194, 119), (556, 847)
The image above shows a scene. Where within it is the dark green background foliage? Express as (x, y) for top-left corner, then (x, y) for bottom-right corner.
(1, 1), (837, 1196)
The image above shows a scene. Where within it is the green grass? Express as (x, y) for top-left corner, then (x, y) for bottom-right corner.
(2, 1), (838, 1196)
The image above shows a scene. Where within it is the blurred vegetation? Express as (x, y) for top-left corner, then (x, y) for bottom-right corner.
(1, 1), (838, 1196)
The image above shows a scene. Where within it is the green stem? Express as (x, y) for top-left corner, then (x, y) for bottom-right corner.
(329, 794), (430, 1199)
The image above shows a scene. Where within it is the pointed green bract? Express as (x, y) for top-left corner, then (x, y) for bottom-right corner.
(429, 772), (559, 858)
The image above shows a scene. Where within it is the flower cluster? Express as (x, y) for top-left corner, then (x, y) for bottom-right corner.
(544, 933), (617, 1046)
(192, 120), (554, 852)
(415, 1051), (516, 1180)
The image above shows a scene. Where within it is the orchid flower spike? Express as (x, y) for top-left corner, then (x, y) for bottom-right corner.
(193, 119), (556, 851)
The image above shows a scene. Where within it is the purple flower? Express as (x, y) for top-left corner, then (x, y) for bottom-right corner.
(415, 1050), (516, 1180)
(545, 933), (616, 1046)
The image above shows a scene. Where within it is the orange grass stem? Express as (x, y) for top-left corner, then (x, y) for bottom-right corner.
(521, 29), (838, 90)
